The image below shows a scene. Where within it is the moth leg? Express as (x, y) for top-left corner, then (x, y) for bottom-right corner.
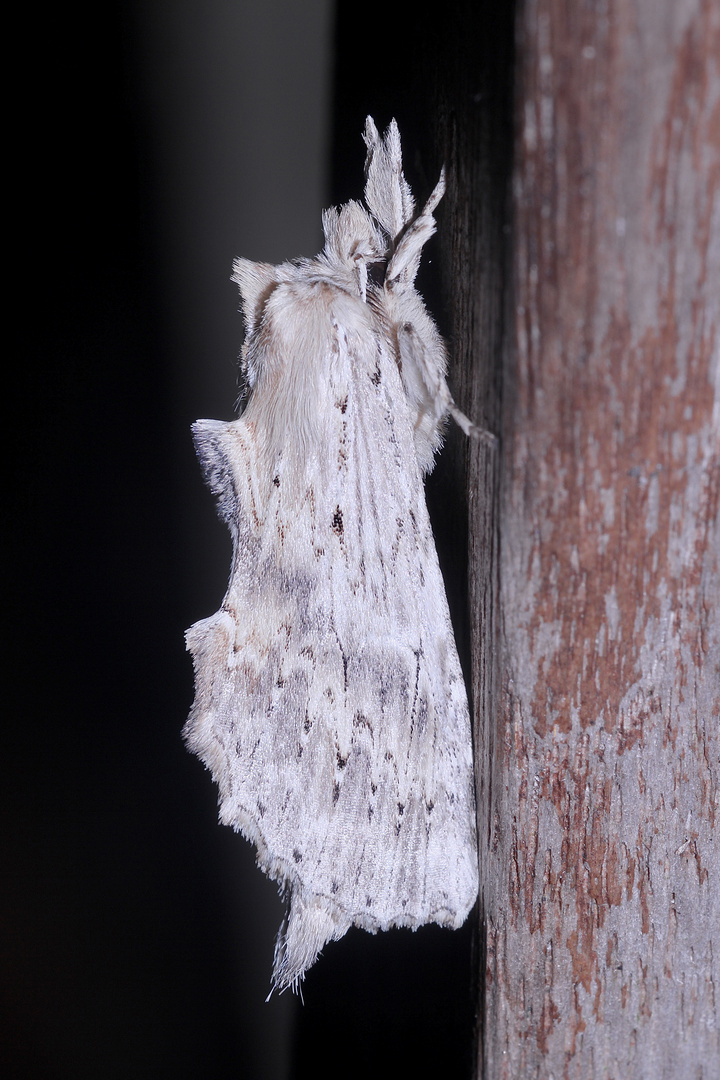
(447, 401), (498, 446)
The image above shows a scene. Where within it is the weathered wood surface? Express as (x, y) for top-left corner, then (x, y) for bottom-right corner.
(471, 0), (719, 1076)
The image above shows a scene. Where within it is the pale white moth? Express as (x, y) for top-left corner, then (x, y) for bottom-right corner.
(185, 117), (493, 993)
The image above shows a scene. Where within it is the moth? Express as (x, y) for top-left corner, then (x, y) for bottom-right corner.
(185, 117), (492, 993)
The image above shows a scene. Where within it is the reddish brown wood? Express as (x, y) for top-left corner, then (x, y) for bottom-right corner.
(476, 0), (719, 1075)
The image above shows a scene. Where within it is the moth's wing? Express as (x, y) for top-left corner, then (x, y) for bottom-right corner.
(185, 283), (478, 991)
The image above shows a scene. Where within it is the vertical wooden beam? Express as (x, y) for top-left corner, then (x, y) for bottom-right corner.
(483, 0), (719, 1075)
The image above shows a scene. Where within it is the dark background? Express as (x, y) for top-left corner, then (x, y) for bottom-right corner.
(5, 3), (512, 1076)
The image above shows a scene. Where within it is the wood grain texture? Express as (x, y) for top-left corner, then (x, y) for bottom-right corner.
(482, 0), (719, 1075)
(430, 0), (514, 1066)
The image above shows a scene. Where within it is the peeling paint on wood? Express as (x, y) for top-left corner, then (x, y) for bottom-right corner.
(480, 0), (719, 1076)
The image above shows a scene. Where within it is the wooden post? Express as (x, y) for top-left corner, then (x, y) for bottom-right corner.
(474, 0), (719, 1075)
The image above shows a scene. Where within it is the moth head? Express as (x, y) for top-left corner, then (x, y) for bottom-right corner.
(321, 201), (386, 300)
